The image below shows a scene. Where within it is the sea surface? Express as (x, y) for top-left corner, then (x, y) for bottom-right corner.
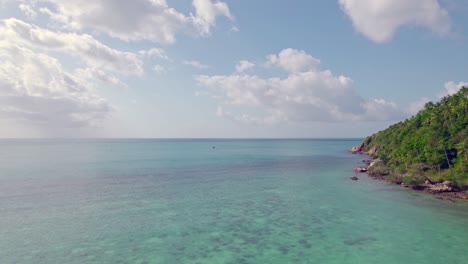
(1, 139), (467, 264)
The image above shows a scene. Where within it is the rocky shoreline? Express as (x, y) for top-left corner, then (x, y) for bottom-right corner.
(349, 145), (468, 201)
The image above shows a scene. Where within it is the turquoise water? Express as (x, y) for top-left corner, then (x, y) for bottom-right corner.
(0, 139), (467, 264)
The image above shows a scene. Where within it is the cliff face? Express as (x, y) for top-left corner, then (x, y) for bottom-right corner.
(350, 142), (366, 153)
(349, 138), (379, 156)
(351, 87), (468, 188)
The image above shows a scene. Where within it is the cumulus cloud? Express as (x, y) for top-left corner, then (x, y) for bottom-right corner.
(339, 0), (451, 43)
(0, 18), (149, 128)
(139, 48), (168, 60)
(183, 60), (210, 69)
(267, 48), (320, 73)
(74, 68), (127, 89)
(36, 0), (187, 43)
(197, 48), (404, 124)
(444, 81), (468, 95)
(408, 81), (467, 115)
(1, 18), (143, 76)
(235, 60), (255, 73)
(31, 0), (233, 44)
(0, 42), (111, 127)
(407, 97), (430, 115)
(152, 64), (166, 75)
(216, 106), (287, 125)
(191, 0), (234, 35)
(19, 3), (37, 19)
(1, 1), (234, 133)
(230, 26), (239, 33)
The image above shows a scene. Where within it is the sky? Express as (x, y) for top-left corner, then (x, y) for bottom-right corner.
(0, 0), (467, 138)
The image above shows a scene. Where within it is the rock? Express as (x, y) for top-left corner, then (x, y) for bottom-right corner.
(425, 178), (436, 185)
(367, 159), (383, 169)
(412, 185), (426, 190)
(350, 142), (380, 155)
(350, 176), (359, 181)
(364, 145), (380, 156)
(426, 183), (453, 193)
(354, 167), (367, 173)
(443, 181), (453, 187)
(350, 142), (366, 154)
(368, 170), (389, 177)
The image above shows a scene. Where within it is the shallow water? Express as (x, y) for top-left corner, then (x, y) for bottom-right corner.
(0, 139), (467, 263)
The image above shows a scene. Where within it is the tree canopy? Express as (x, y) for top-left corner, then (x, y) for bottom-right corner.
(361, 87), (468, 187)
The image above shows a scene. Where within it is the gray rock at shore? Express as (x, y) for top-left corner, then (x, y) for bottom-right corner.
(349, 142), (380, 156)
(350, 142), (366, 153)
(354, 167), (367, 173)
(350, 146), (467, 200)
(367, 159), (383, 169)
(366, 145), (380, 156)
(426, 183), (453, 193)
(443, 181), (453, 187)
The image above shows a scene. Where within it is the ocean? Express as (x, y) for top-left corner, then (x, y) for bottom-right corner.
(1, 139), (467, 264)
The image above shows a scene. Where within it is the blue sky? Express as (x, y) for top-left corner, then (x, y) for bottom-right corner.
(0, 0), (467, 138)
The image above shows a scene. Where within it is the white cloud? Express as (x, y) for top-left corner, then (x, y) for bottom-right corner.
(339, 0), (451, 43)
(267, 48), (320, 73)
(32, 0), (233, 44)
(1, 18), (143, 76)
(191, 0), (234, 35)
(19, 3), (37, 19)
(197, 48), (404, 124)
(152, 64), (166, 75)
(183, 60), (210, 69)
(0, 1), (235, 135)
(361, 99), (401, 121)
(408, 81), (467, 116)
(0, 18), (150, 128)
(74, 68), (127, 89)
(444, 81), (468, 95)
(230, 26), (239, 32)
(407, 97), (430, 115)
(235, 60), (255, 73)
(37, 0), (187, 43)
(0, 42), (111, 127)
(139, 48), (168, 60)
(216, 106), (287, 125)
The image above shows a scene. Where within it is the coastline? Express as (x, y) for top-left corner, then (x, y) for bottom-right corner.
(349, 146), (468, 201)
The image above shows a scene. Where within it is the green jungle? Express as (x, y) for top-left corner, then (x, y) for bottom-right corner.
(359, 87), (468, 188)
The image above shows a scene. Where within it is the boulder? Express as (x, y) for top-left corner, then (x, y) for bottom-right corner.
(364, 145), (380, 156)
(367, 159), (383, 170)
(350, 142), (366, 153)
(427, 183), (453, 193)
(443, 181), (453, 187)
(424, 178), (436, 185)
(354, 167), (367, 173)
(350, 176), (359, 181)
(394, 178), (403, 185)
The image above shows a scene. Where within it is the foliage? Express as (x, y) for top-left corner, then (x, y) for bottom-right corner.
(402, 174), (426, 187)
(362, 87), (468, 187)
(367, 160), (389, 175)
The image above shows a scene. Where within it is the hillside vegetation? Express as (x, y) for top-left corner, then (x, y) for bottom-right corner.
(357, 87), (468, 188)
